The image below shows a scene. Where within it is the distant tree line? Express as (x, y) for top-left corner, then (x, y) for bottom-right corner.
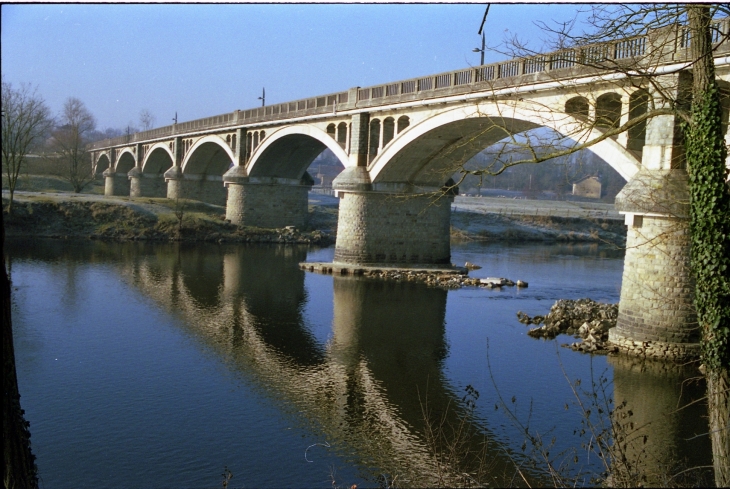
(1, 78), (156, 209)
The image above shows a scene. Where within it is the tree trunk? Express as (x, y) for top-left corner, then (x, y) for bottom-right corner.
(2, 212), (39, 487)
(707, 369), (730, 486)
(7, 189), (14, 215)
(686, 5), (730, 487)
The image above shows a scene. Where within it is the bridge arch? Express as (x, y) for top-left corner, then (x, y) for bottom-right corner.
(115, 149), (136, 174)
(141, 143), (174, 174)
(246, 124), (350, 179)
(368, 103), (641, 187)
(182, 135), (235, 176)
(94, 152), (111, 176)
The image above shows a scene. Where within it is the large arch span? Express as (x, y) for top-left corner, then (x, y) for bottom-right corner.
(182, 135), (235, 176)
(369, 103), (642, 187)
(246, 125), (350, 180)
(141, 143), (174, 174)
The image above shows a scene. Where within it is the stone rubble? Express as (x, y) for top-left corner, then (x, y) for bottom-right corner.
(517, 299), (619, 354)
(360, 269), (527, 290)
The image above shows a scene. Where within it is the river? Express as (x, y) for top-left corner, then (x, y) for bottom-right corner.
(6, 238), (713, 487)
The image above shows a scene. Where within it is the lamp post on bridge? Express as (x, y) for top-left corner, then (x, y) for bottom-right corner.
(473, 4), (490, 67)
(473, 31), (486, 66)
(258, 87), (265, 107)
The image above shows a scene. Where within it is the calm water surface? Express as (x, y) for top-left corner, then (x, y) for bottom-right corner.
(7, 238), (711, 488)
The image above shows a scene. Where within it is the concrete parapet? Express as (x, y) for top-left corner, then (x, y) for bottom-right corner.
(333, 190), (453, 267)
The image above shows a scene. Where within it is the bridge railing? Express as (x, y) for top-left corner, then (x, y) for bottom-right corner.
(88, 17), (729, 151)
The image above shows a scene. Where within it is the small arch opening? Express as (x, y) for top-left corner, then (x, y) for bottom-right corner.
(565, 96), (589, 120)
(628, 89), (649, 151)
(397, 115), (410, 133)
(326, 123), (336, 139)
(369, 119), (381, 162)
(337, 122), (347, 148)
(383, 117), (395, 147)
(596, 93), (622, 129)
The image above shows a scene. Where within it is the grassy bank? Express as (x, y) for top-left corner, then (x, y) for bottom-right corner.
(3, 193), (334, 245)
(3, 188), (625, 246)
(451, 209), (626, 245)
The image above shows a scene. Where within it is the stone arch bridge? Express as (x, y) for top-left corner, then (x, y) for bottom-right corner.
(90, 20), (730, 359)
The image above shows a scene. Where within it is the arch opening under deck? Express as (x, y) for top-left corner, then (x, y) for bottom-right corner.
(141, 144), (174, 174)
(182, 136), (235, 176)
(115, 150), (136, 174)
(246, 125), (350, 180)
(368, 104), (642, 189)
(94, 153), (111, 176)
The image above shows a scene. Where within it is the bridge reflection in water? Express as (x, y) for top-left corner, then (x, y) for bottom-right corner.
(119, 243), (519, 485)
(608, 356), (713, 486)
(6, 239), (715, 485)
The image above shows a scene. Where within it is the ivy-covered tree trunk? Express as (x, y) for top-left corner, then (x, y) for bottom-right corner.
(2, 212), (39, 488)
(685, 6), (730, 487)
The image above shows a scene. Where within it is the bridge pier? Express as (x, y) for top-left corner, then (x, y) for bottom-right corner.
(102, 168), (132, 197)
(611, 98), (701, 360)
(164, 166), (227, 206)
(331, 167), (454, 267)
(129, 168), (167, 198)
(222, 165), (313, 228)
(611, 169), (700, 359)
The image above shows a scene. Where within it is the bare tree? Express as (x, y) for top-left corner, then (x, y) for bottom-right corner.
(51, 97), (97, 193)
(139, 109), (155, 131)
(1, 80), (53, 213)
(451, 4), (729, 485)
(439, 5), (729, 190)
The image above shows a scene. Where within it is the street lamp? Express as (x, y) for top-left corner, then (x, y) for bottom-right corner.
(473, 31), (486, 66)
(473, 4), (490, 67)
(258, 87), (265, 107)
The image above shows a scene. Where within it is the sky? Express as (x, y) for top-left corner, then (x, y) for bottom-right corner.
(1, 2), (590, 132)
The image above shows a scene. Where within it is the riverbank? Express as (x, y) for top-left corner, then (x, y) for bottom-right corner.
(451, 195), (626, 245)
(3, 190), (626, 246)
(3, 192), (333, 245)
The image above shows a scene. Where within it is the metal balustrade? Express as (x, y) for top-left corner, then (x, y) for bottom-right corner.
(88, 16), (729, 151)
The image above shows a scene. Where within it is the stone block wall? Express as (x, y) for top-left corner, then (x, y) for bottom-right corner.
(131, 175), (167, 198)
(334, 191), (452, 266)
(610, 215), (700, 358)
(105, 174), (131, 197)
(167, 178), (227, 206)
(225, 183), (309, 229)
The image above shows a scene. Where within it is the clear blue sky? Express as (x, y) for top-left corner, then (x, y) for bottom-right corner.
(2, 2), (587, 131)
